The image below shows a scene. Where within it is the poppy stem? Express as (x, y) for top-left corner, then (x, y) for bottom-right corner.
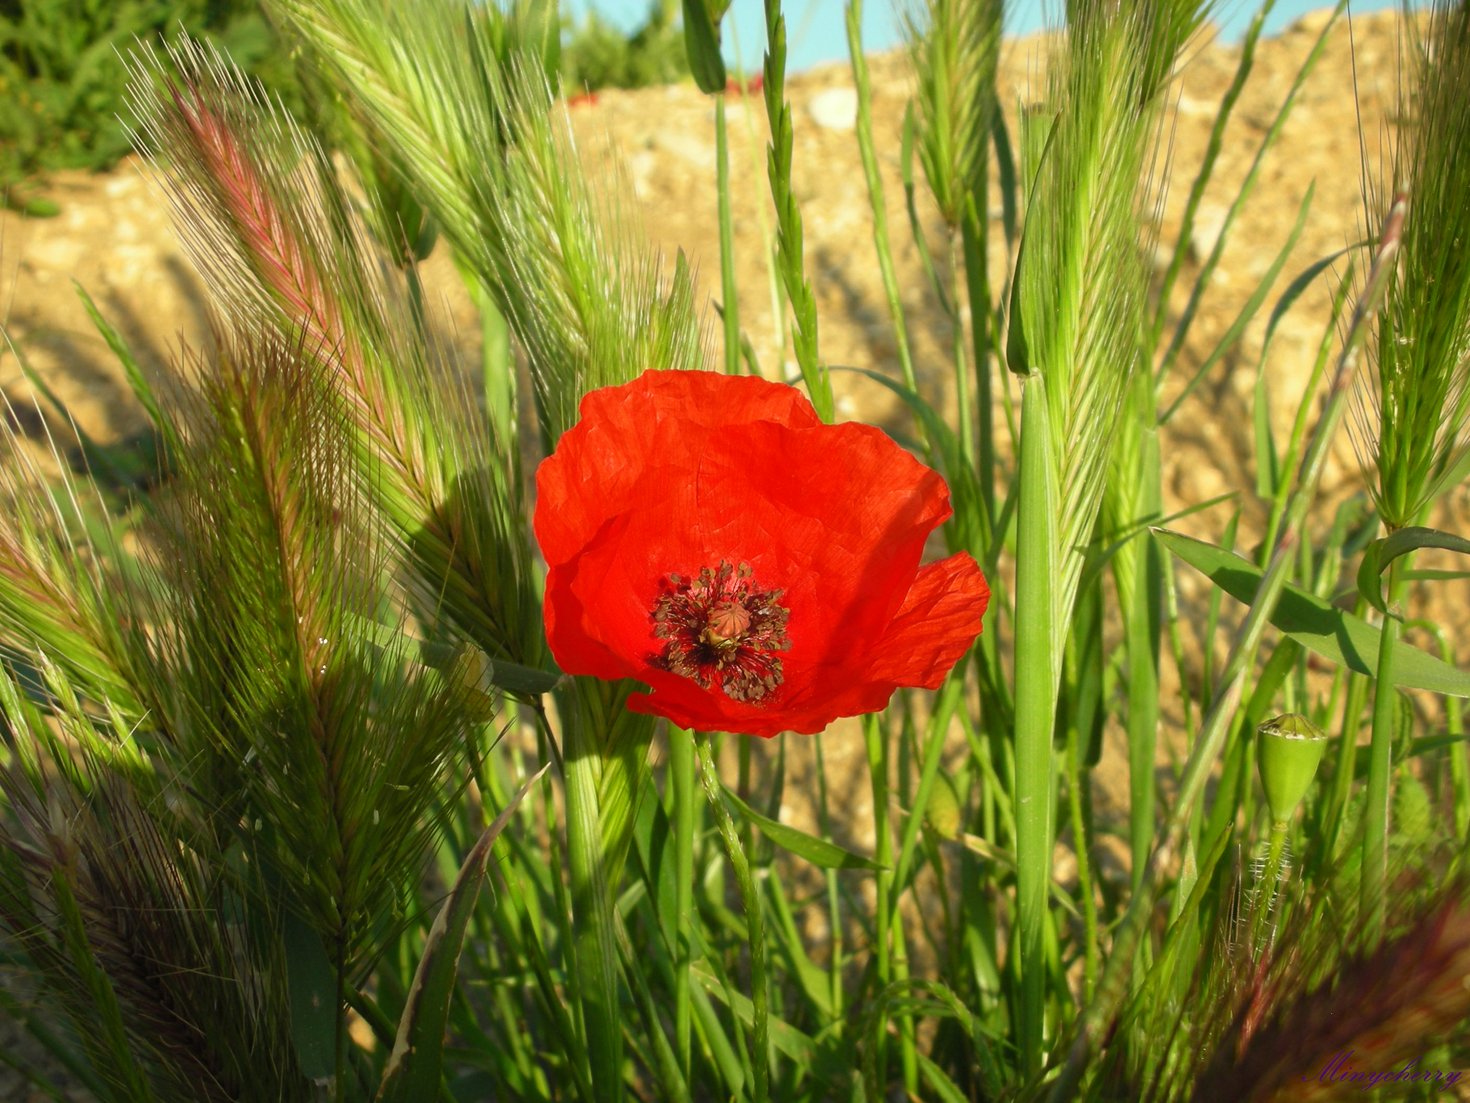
(863, 712), (895, 1090)
(1250, 820), (1291, 954)
(695, 731), (770, 1102)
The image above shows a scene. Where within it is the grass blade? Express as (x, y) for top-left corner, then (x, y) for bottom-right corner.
(378, 763), (550, 1103)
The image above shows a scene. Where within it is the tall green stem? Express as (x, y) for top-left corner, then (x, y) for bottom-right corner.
(670, 726), (696, 1081)
(1250, 821), (1290, 952)
(1447, 670), (1469, 839)
(845, 0), (918, 398)
(1363, 556), (1404, 935)
(1066, 716), (1100, 1000)
(949, 229), (975, 465)
(1014, 372), (1060, 1072)
(1124, 417), (1163, 891)
(961, 199), (995, 521)
(695, 732), (769, 1102)
(762, 0), (830, 418)
(715, 95), (741, 377)
(1326, 667), (1369, 852)
(863, 712), (895, 1089)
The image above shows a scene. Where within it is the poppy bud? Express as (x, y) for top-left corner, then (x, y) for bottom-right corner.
(1257, 713), (1328, 825)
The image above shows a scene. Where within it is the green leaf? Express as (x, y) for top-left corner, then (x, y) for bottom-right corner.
(1348, 733), (1469, 777)
(917, 1051), (972, 1103)
(1162, 181), (1315, 424)
(954, 832), (1081, 920)
(689, 963), (820, 1063)
(721, 786), (882, 871)
(74, 281), (180, 461)
(377, 763), (549, 1103)
(283, 912), (337, 1083)
(1356, 526), (1470, 614)
(1403, 568), (1470, 584)
(1157, 529), (1470, 697)
(1249, 243), (1357, 498)
(346, 613), (561, 696)
(681, 0), (726, 95)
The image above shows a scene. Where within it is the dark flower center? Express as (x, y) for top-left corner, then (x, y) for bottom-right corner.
(651, 561), (791, 704)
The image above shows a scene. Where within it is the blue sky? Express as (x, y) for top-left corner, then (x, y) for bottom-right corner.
(562, 1), (1400, 72)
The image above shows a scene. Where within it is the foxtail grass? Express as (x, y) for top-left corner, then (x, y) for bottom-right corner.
(761, 0), (832, 419)
(266, 0), (706, 446)
(1351, 0), (1470, 933)
(127, 36), (543, 674)
(1008, 0), (1189, 1067)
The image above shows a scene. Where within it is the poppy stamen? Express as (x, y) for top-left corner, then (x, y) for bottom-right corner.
(651, 560), (791, 704)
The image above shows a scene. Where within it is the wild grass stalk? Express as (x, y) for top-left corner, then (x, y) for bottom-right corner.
(1106, 369), (1165, 891)
(0, 430), (144, 725)
(128, 37), (544, 674)
(904, 0), (1001, 477)
(760, 0), (831, 418)
(845, 0), (920, 398)
(1352, 0), (1470, 934)
(1008, 0), (1179, 1065)
(1052, 190), (1408, 1103)
(715, 94), (742, 377)
(668, 726), (697, 1082)
(1363, 555), (1404, 935)
(268, 0), (704, 445)
(1155, 1), (1346, 384)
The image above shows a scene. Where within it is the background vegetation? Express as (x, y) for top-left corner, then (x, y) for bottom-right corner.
(0, 0), (691, 215)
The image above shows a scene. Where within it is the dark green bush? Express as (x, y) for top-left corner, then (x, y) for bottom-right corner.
(561, 0), (689, 92)
(0, 0), (692, 216)
(0, 0), (294, 211)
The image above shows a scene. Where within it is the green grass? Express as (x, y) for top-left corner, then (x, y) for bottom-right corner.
(1, 1), (1469, 1101)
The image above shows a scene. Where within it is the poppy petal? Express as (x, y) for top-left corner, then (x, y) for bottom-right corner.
(535, 371), (820, 568)
(864, 553), (990, 688)
(533, 370), (990, 738)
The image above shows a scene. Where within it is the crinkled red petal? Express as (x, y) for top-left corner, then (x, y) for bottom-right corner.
(865, 553), (990, 687)
(535, 371), (820, 569)
(759, 554), (990, 732)
(534, 370), (984, 737)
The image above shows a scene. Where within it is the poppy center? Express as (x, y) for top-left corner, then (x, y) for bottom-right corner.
(651, 560), (791, 704)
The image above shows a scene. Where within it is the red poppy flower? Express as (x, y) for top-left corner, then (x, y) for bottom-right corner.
(534, 370), (990, 737)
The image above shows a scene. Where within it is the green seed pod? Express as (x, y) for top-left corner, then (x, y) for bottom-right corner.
(1257, 713), (1329, 825)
